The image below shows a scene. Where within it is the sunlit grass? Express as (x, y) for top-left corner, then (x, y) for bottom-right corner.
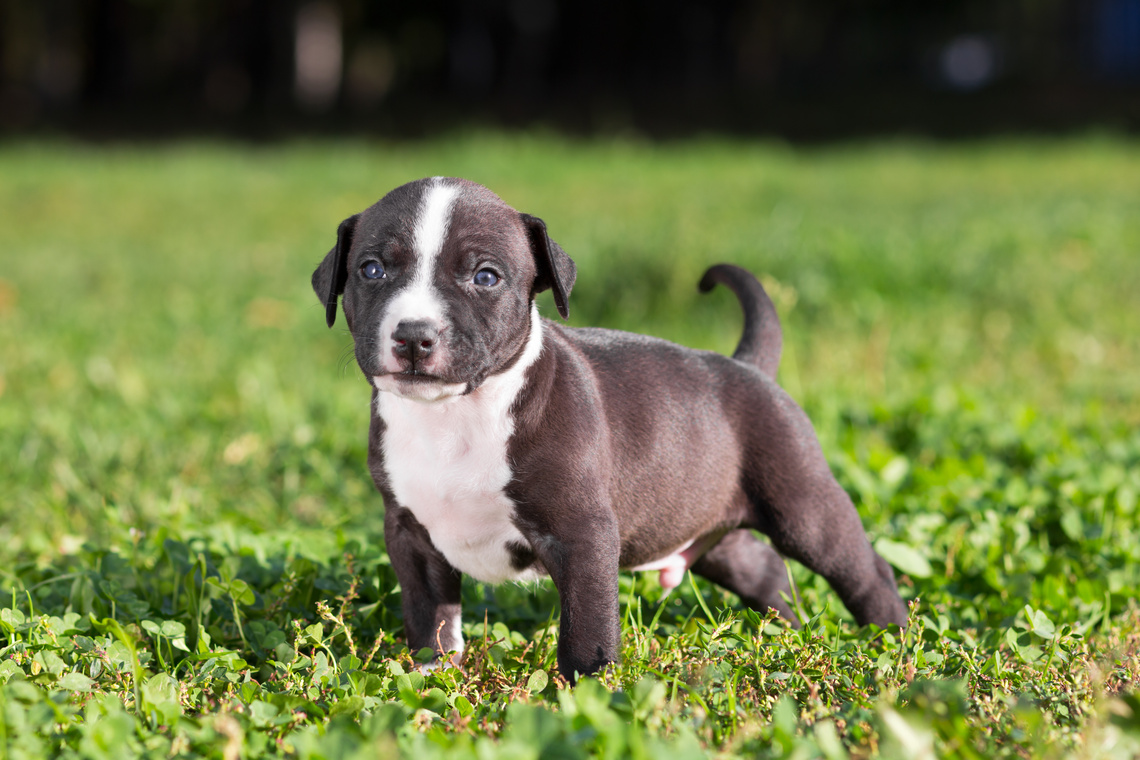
(1, 135), (1139, 758)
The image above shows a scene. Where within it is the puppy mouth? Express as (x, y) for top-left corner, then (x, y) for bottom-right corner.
(372, 370), (469, 401)
(393, 370), (445, 382)
(372, 368), (467, 387)
(367, 367), (446, 382)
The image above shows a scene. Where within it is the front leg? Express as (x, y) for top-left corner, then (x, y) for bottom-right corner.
(384, 505), (464, 664)
(525, 511), (621, 682)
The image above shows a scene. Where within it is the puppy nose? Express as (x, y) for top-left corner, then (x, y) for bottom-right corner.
(392, 320), (439, 363)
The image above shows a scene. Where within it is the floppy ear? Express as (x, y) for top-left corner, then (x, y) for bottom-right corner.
(520, 213), (576, 320)
(311, 214), (360, 328)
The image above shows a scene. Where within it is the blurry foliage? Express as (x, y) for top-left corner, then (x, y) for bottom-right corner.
(2, 0), (1133, 137)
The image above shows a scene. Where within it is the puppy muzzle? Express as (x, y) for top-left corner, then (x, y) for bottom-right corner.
(391, 319), (440, 373)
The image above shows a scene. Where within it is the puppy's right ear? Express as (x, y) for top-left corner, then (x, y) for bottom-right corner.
(312, 214), (360, 328)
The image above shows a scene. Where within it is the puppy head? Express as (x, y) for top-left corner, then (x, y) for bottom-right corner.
(312, 177), (576, 401)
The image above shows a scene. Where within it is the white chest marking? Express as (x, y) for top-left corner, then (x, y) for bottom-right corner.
(377, 306), (547, 584)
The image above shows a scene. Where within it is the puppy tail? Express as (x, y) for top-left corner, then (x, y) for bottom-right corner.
(698, 264), (782, 379)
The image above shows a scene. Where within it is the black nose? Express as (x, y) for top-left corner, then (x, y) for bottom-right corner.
(392, 320), (439, 365)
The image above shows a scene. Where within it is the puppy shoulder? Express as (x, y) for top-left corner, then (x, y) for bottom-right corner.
(508, 319), (608, 445)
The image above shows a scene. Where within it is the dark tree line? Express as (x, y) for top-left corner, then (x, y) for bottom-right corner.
(2, 0), (1138, 138)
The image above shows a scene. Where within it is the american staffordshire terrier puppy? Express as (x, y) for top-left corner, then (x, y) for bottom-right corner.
(312, 177), (908, 681)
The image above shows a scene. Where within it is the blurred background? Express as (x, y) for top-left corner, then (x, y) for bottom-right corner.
(3, 0), (1140, 140)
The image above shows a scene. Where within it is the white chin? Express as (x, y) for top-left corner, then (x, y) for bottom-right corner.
(372, 374), (467, 402)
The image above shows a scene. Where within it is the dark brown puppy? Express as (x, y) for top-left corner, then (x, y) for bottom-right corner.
(312, 177), (908, 681)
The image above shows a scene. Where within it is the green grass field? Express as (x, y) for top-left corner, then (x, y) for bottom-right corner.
(1, 135), (1139, 758)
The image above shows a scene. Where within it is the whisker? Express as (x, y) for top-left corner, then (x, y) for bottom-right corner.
(338, 341), (358, 376)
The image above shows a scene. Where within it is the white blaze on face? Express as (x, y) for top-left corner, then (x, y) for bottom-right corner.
(414, 180), (459, 269)
(377, 179), (459, 375)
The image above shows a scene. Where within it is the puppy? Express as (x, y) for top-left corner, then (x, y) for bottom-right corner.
(312, 177), (908, 681)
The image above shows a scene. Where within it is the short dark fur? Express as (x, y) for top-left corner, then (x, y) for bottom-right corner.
(313, 178), (907, 681)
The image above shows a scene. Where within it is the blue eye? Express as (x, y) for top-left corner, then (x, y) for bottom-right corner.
(473, 269), (499, 287)
(361, 261), (386, 280)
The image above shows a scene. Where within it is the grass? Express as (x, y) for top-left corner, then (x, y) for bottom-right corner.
(1, 134), (1139, 758)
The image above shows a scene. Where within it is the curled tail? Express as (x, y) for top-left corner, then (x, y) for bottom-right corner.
(698, 264), (783, 379)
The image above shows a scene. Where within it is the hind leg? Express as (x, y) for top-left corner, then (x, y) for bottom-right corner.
(736, 385), (909, 628)
(691, 529), (799, 625)
(755, 474), (908, 628)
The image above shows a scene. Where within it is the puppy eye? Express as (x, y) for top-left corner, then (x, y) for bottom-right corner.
(361, 261), (386, 280)
(473, 268), (499, 287)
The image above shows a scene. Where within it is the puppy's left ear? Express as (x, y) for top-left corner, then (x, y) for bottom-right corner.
(521, 213), (576, 320)
(311, 214), (360, 328)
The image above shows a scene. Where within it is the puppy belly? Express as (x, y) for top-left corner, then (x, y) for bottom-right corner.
(632, 552), (689, 590)
(630, 532), (726, 590)
(630, 540), (697, 590)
